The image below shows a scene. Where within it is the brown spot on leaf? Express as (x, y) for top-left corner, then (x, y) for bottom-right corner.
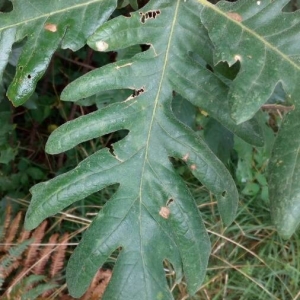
(44, 23), (57, 32)
(227, 12), (243, 22)
(159, 207), (170, 219)
(190, 164), (196, 170)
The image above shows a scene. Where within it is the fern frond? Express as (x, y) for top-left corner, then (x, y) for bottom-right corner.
(15, 274), (46, 293)
(80, 269), (112, 300)
(0, 239), (32, 289)
(3, 205), (12, 233)
(5, 274), (56, 300)
(24, 221), (48, 268)
(21, 276), (57, 300)
(0, 205), (70, 299)
(0, 226), (4, 250)
(50, 233), (69, 278)
(0, 205), (12, 250)
(33, 233), (59, 275)
(3, 211), (22, 252)
(89, 269), (112, 300)
(17, 229), (31, 244)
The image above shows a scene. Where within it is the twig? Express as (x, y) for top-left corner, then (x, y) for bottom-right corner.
(261, 104), (295, 113)
(54, 53), (95, 70)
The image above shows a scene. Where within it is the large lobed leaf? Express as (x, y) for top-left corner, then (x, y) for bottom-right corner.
(268, 108), (300, 239)
(18, 0), (300, 297)
(200, 0), (300, 123)
(23, 0), (252, 298)
(0, 0), (117, 106)
(200, 0), (300, 238)
(24, 0), (300, 297)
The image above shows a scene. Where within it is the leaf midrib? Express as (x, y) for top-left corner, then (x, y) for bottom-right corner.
(137, 0), (181, 297)
(198, 0), (300, 71)
(0, 0), (106, 31)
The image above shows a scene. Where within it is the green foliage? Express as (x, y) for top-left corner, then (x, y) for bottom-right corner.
(201, 0), (298, 123)
(235, 111), (276, 202)
(0, 0), (118, 106)
(1, 0), (300, 299)
(0, 111), (16, 165)
(0, 239), (32, 289)
(268, 109), (300, 239)
(3, 274), (57, 300)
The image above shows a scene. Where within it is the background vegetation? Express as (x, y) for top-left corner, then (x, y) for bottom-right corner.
(1, 0), (300, 299)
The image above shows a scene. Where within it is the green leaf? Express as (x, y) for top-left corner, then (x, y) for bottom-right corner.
(117, 45), (142, 60)
(268, 108), (300, 239)
(24, 0), (240, 298)
(234, 136), (254, 184)
(0, 0), (118, 106)
(242, 182), (260, 196)
(26, 167), (45, 180)
(200, 0), (300, 123)
(172, 93), (197, 129)
(0, 146), (16, 164)
(168, 51), (264, 147)
(204, 118), (233, 165)
(117, 0), (138, 10)
(21, 276), (57, 300)
(75, 89), (132, 108)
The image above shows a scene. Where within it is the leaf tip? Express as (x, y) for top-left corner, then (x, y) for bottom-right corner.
(275, 219), (296, 240)
(45, 140), (60, 155)
(231, 111), (252, 125)
(23, 220), (35, 231)
(272, 208), (300, 240)
(24, 210), (38, 231)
